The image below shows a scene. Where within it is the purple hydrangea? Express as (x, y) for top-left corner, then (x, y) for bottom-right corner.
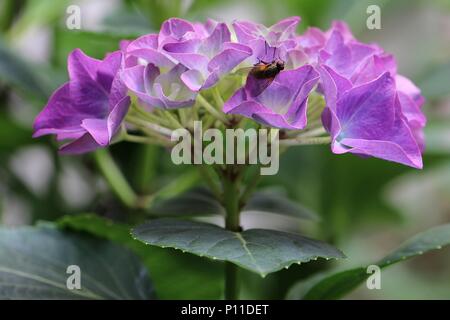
(33, 16), (426, 169)
(33, 49), (130, 154)
(162, 19), (252, 91)
(307, 22), (426, 168)
(224, 65), (319, 129)
(120, 33), (197, 109)
(224, 17), (319, 130)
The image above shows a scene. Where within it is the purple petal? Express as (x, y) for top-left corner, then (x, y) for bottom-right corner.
(318, 65), (352, 111)
(153, 64), (197, 109)
(160, 18), (196, 39)
(122, 65), (146, 94)
(396, 74), (423, 103)
(67, 49), (109, 117)
(109, 70), (128, 110)
(181, 69), (205, 91)
(328, 73), (423, 168)
(200, 23), (231, 57)
(33, 83), (91, 138)
(203, 42), (252, 88)
(125, 34), (175, 68)
(339, 103), (422, 169)
(96, 51), (122, 92)
(329, 21), (354, 42)
(122, 65), (166, 108)
(162, 51), (209, 74)
(224, 65), (319, 129)
(68, 48), (100, 83)
(163, 39), (201, 54)
(233, 20), (261, 44)
(143, 63), (161, 93)
(269, 16), (301, 34)
(59, 133), (103, 155)
(351, 54), (396, 86)
(81, 118), (109, 146)
(107, 96), (131, 140)
(336, 73), (396, 139)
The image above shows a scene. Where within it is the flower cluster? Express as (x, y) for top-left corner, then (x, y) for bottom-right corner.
(33, 17), (426, 168)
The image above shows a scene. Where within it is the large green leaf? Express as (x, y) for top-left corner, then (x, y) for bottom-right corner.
(0, 225), (153, 299)
(299, 223), (450, 299)
(58, 214), (223, 299)
(132, 219), (345, 277)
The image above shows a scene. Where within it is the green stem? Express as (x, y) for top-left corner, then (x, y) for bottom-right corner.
(222, 170), (241, 300)
(280, 136), (331, 146)
(239, 169), (262, 207)
(94, 149), (138, 209)
(198, 165), (222, 200)
(197, 94), (230, 125)
(164, 110), (184, 129)
(212, 87), (225, 110)
(124, 133), (155, 144)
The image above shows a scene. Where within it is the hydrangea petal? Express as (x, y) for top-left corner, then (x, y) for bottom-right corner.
(224, 65), (319, 129)
(59, 133), (104, 155)
(81, 118), (109, 146)
(336, 73), (396, 139)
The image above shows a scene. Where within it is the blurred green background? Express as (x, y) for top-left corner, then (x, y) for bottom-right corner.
(1, 0), (450, 299)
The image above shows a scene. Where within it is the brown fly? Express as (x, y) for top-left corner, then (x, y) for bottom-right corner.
(245, 42), (285, 97)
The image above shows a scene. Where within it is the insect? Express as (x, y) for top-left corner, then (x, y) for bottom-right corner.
(245, 43), (285, 97)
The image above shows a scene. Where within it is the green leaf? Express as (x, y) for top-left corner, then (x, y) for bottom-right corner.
(132, 218), (345, 277)
(58, 214), (223, 299)
(244, 190), (319, 220)
(301, 223), (450, 299)
(149, 187), (224, 217)
(0, 225), (153, 299)
(149, 187), (318, 220)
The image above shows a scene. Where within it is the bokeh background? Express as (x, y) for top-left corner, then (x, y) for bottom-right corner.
(1, 0), (450, 299)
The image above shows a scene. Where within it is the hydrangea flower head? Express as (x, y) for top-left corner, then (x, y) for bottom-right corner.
(33, 49), (130, 154)
(33, 16), (426, 169)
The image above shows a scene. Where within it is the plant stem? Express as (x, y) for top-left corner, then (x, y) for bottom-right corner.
(94, 149), (138, 209)
(239, 168), (261, 207)
(124, 134), (155, 144)
(197, 94), (230, 125)
(212, 87), (225, 110)
(222, 170), (241, 300)
(198, 165), (222, 200)
(280, 136), (331, 146)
